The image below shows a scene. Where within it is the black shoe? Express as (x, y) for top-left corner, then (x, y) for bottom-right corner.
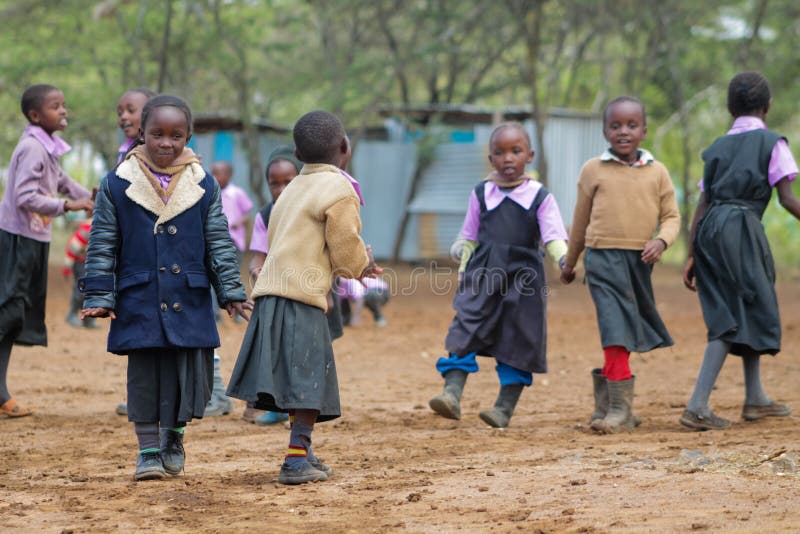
(160, 429), (185, 475)
(278, 461), (328, 485)
(134, 451), (166, 481)
(679, 409), (731, 431)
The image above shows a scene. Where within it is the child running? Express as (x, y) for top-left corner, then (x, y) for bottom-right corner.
(114, 87), (156, 417)
(336, 277), (390, 327)
(429, 122), (568, 429)
(80, 94), (250, 481)
(0, 84), (94, 418)
(227, 111), (378, 485)
(681, 72), (798, 430)
(561, 96), (680, 434)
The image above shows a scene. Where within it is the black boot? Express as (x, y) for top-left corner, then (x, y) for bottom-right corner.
(479, 384), (524, 428)
(591, 377), (636, 434)
(590, 368), (608, 424)
(160, 429), (185, 475)
(429, 370), (468, 420)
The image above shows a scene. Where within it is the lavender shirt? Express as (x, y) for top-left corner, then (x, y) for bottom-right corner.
(698, 116), (798, 191)
(459, 180), (568, 244)
(220, 183), (253, 251)
(336, 276), (388, 300)
(117, 138), (135, 165)
(0, 125), (90, 242)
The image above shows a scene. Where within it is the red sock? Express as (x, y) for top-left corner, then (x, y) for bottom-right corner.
(602, 345), (631, 381)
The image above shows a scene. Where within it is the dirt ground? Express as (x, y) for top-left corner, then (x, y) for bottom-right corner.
(2, 261), (800, 533)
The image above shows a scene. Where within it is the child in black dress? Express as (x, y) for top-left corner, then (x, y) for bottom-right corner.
(227, 111), (379, 484)
(561, 97), (680, 434)
(681, 72), (799, 430)
(429, 122), (568, 428)
(81, 95), (250, 480)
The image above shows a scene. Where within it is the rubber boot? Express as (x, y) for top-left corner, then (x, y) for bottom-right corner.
(591, 377), (636, 434)
(429, 370), (468, 420)
(589, 368), (608, 424)
(479, 384), (524, 428)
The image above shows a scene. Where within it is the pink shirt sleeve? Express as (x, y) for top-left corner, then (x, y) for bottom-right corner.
(460, 190), (480, 241)
(249, 212), (269, 254)
(537, 193), (568, 244)
(768, 139), (798, 186)
(237, 187), (254, 215)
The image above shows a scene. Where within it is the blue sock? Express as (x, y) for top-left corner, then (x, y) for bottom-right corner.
(284, 420), (314, 469)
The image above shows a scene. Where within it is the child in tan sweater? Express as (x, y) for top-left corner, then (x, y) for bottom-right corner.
(561, 96), (680, 434)
(227, 110), (379, 485)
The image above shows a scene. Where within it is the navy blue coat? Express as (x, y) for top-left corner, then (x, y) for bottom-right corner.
(80, 159), (247, 355)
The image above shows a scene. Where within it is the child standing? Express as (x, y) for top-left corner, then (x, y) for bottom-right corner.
(681, 72), (798, 431)
(227, 111), (378, 484)
(429, 122), (568, 429)
(81, 95), (250, 481)
(336, 277), (390, 327)
(240, 145), (301, 425)
(64, 217), (95, 328)
(0, 84), (94, 418)
(113, 87), (156, 416)
(561, 96), (680, 434)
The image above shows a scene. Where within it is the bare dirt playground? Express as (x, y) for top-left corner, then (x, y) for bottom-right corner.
(2, 263), (800, 533)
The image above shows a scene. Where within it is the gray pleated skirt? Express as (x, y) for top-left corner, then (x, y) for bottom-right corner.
(126, 348), (214, 427)
(226, 295), (341, 422)
(584, 248), (673, 353)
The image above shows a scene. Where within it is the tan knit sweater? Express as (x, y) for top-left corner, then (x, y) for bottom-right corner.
(565, 157), (680, 268)
(251, 164), (370, 310)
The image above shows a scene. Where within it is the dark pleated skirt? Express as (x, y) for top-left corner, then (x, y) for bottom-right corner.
(226, 295), (340, 422)
(584, 248), (673, 353)
(126, 348), (214, 427)
(0, 229), (49, 346)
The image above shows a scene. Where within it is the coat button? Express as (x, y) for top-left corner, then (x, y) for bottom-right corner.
(167, 225), (177, 235)
(171, 264), (181, 274)
(160, 302), (168, 312)
(172, 302), (182, 312)
(157, 225), (165, 234)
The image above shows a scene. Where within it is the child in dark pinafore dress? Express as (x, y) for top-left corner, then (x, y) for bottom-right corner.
(561, 97), (680, 434)
(429, 122), (568, 429)
(681, 72), (799, 431)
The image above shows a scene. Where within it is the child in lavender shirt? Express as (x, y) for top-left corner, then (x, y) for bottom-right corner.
(336, 277), (390, 327)
(0, 84), (93, 418)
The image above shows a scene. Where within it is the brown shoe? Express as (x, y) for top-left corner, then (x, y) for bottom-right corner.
(742, 402), (792, 421)
(0, 398), (32, 418)
(679, 409), (730, 431)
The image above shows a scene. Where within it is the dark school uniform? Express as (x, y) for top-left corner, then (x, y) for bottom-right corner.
(694, 129), (784, 357)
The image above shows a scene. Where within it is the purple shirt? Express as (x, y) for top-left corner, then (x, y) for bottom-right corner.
(698, 116), (798, 191)
(0, 125), (90, 242)
(117, 138), (135, 165)
(220, 183), (253, 251)
(459, 180), (568, 245)
(336, 276), (388, 300)
(249, 211), (269, 254)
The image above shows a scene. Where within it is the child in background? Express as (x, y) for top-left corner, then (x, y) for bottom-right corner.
(429, 122), (568, 429)
(227, 111), (379, 484)
(0, 84), (94, 418)
(64, 217), (95, 328)
(681, 72), (798, 430)
(561, 96), (680, 434)
(337, 277), (390, 327)
(114, 87), (156, 416)
(81, 95), (250, 481)
(241, 145), (302, 426)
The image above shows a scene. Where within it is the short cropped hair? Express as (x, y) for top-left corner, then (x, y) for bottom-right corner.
(21, 84), (60, 122)
(489, 122), (532, 147)
(603, 96), (647, 126)
(293, 110), (346, 163)
(727, 72), (770, 117)
(140, 94), (193, 137)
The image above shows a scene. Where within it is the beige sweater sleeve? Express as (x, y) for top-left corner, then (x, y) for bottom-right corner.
(325, 196), (370, 278)
(654, 166), (681, 247)
(565, 167), (594, 268)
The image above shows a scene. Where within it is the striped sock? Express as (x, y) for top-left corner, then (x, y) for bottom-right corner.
(284, 420), (314, 469)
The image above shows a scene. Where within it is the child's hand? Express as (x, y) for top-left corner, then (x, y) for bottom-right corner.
(641, 239), (666, 264)
(360, 245), (383, 280)
(81, 307), (116, 320)
(66, 198), (95, 213)
(683, 256), (696, 292)
(560, 264), (576, 285)
(225, 301), (253, 321)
